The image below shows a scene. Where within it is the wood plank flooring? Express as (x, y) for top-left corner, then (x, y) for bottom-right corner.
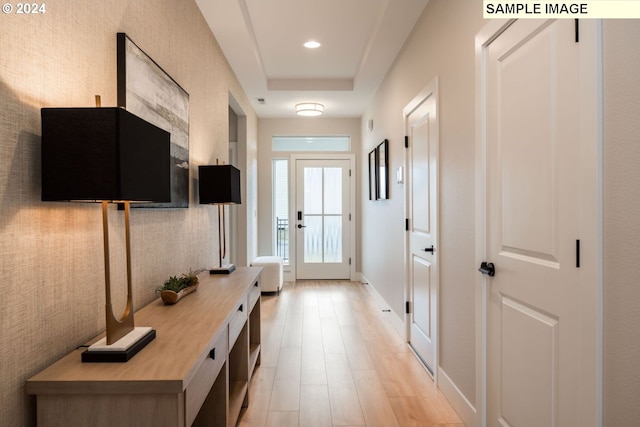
(238, 280), (465, 427)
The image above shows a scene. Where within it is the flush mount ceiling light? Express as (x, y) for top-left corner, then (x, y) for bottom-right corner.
(296, 102), (324, 116)
(303, 40), (321, 49)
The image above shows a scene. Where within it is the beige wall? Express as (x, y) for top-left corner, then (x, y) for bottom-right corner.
(0, 1), (257, 425)
(361, 0), (485, 414)
(363, 5), (640, 425)
(603, 20), (640, 427)
(257, 117), (361, 276)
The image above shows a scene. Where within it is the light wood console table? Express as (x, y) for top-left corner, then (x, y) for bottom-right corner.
(27, 267), (262, 427)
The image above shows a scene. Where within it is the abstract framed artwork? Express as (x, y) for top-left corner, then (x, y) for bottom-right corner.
(117, 33), (190, 208)
(368, 148), (378, 200)
(377, 139), (389, 200)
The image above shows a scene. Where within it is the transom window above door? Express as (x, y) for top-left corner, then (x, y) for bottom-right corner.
(272, 136), (350, 152)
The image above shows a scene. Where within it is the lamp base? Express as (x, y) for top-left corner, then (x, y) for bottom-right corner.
(81, 327), (156, 363)
(209, 264), (236, 274)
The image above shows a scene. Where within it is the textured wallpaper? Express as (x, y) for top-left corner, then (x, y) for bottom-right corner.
(0, 1), (255, 425)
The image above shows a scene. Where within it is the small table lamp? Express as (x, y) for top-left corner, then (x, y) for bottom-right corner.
(41, 107), (171, 362)
(198, 164), (241, 274)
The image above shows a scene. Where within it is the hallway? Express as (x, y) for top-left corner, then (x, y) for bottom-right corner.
(238, 280), (464, 427)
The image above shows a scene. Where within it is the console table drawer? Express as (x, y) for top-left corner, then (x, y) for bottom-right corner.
(228, 301), (247, 347)
(248, 280), (260, 310)
(185, 328), (228, 427)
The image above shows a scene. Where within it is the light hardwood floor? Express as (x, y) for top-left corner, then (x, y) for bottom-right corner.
(238, 280), (465, 427)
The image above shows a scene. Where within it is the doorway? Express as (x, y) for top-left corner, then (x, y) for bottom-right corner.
(404, 80), (440, 377)
(476, 19), (601, 427)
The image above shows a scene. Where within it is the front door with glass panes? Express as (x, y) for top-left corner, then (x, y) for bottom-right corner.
(295, 159), (350, 279)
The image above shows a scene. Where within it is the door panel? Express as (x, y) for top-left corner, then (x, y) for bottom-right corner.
(500, 296), (558, 427)
(412, 255), (432, 341)
(498, 21), (559, 265)
(412, 119), (431, 235)
(296, 159), (350, 279)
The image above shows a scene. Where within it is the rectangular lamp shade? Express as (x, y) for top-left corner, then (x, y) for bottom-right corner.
(198, 165), (241, 204)
(41, 107), (171, 203)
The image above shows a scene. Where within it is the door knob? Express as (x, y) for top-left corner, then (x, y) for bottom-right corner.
(297, 224), (306, 229)
(422, 245), (435, 253)
(478, 262), (495, 277)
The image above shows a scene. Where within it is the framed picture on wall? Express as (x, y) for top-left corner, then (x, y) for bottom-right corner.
(117, 33), (190, 208)
(368, 148), (378, 200)
(377, 139), (389, 200)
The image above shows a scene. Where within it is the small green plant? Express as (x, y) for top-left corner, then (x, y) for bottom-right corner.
(156, 269), (201, 295)
(181, 269), (199, 288)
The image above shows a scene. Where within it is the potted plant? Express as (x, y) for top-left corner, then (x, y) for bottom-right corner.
(156, 269), (201, 305)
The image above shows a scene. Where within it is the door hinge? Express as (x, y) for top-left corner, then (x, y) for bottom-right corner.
(349, 257), (352, 266)
(405, 136), (409, 148)
(405, 218), (409, 231)
(576, 239), (580, 268)
(405, 301), (411, 314)
(349, 169), (352, 177)
(575, 19), (579, 43)
(349, 213), (352, 221)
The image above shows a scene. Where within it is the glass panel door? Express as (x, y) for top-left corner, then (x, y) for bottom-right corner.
(295, 159), (350, 279)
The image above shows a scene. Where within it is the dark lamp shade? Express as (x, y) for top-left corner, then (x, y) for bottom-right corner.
(198, 165), (241, 204)
(41, 107), (171, 203)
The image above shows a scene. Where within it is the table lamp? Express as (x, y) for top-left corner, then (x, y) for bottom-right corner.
(198, 164), (241, 274)
(41, 106), (171, 362)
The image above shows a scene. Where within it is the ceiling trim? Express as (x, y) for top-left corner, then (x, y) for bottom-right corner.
(268, 78), (354, 91)
(237, 0), (268, 84)
(196, 0), (430, 117)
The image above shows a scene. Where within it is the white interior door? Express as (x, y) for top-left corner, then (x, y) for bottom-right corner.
(405, 81), (438, 375)
(481, 19), (598, 427)
(295, 159), (350, 280)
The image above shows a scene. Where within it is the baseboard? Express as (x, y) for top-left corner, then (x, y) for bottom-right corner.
(360, 274), (405, 339)
(438, 367), (478, 427)
(352, 271), (364, 282)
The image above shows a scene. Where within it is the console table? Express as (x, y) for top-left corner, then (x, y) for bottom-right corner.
(27, 267), (262, 427)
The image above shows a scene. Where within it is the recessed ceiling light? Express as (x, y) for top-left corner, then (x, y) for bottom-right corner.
(304, 41), (321, 49)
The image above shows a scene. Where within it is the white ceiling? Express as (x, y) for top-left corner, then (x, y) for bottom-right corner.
(195, 0), (429, 118)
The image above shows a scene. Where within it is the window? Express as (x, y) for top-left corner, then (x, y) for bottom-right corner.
(272, 136), (350, 152)
(273, 159), (289, 263)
